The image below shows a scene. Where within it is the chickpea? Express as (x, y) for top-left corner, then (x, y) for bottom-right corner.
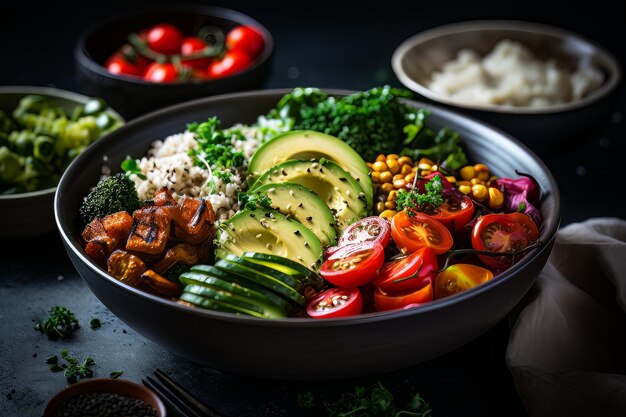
(488, 187), (504, 209)
(387, 154), (400, 160)
(387, 158), (400, 174)
(477, 171), (489, 181)
(474, 163), (489, 173)
(393, 173), (404, 181)
(393, 179), (406, 189)
(380, 209), (397, 220)
(376, 154), (387, 162)
(458, 185), (472, 195)
(397, 156), (412, 166)
(380, 171), (393, 183)
(418, 158), (434, 166)
(376, 202), (386, 214)
(370, 171), (381, 183)
(387, 190), (398, 201)
(431, 164), (438, 172)
(401, 164), (413, 175)
(457, 180), (471, 187)
(385, 201), (396, 209)
(470, 178), (483, 186)
(418, 163), (432, 171)
(372, 161), (388, 172)
(405, 172), (416, 183)
(381, 183), (395, 193)
(459, 166), (476, 181)
(472, 184), (487, 200)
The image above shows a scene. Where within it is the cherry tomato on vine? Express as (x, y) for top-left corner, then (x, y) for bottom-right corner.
(391, 211), (453, 255)
(180, 37), (212, 70)
(319, 242), (385, 288)
(146, 23), (184, 55)
(207, 50), (252, 78)
(105, 54), (144, 76)
(306, 287), (362, 318)
(374, 279), (434, 312)
(143, 62), (178, 83)
(428, 195), (474, 231)
(338, 216), (391, 249)
(373, 247), (438, 294)
(434, 264), (494, 299)
(471, 213), (539, 269)
(226, 25), (265, 58)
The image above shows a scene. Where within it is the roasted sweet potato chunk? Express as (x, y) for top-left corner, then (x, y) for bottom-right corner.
(107, 249), (147, 287)
(101, 211), (133, 242)
(141, 269), (181, 298)
(126, 207), (171, 255)
(151, 243), (198, 275)
(173, 198), (216, 245)
(153, 187), (177, 206)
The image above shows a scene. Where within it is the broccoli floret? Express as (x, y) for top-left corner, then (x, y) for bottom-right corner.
(80, 174), (141, 223)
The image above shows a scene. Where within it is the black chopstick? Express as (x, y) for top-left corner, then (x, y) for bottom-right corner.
(154, 369), (226, 417)
(143, 376), (203, 417)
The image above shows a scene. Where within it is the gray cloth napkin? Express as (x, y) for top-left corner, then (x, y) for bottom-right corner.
(507, 218), (626, 417)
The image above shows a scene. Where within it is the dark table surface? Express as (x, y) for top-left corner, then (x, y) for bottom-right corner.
(1, 1), (625, 416)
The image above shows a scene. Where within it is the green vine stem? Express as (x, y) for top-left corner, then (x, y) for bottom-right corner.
(438, 240), (544, 272)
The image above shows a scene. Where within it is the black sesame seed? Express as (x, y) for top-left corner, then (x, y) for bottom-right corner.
(282, 169), (287, 176)
(294, 230), (301, 236)
(52, 392), (157, 417)
(298, 203), (303, 208)
(319, 168), (324, 173)
(306, 168), (311, 173)
(250, 213), (256, 218)
(339, 177), (347, 182)
(306, 216), (313, 221)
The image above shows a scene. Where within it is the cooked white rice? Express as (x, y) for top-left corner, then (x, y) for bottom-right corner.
(129, 127), (262, 221)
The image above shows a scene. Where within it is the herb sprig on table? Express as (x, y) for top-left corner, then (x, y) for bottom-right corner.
(47, 350), (95, 384)
(297, 381), (432, 417)
(34, 306), (79, 340)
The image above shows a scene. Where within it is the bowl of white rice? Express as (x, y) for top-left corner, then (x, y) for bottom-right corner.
(392, 20), (622, 152)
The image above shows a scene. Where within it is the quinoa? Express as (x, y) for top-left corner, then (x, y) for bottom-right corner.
(129, 127), (262, 221)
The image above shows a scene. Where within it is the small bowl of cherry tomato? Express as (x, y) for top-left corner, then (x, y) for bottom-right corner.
(75, 5), (273, 118)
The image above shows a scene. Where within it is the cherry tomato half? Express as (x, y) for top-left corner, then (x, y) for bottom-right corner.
(226, 25), (265, 58)
(147, 23), (184, 55)
(306, 287), (362, 318)
(320, 242), (385, 288)
(434, 264), (494, 299)
(143, 62), (178, 83)
(374, 279), (434, 312)
(373, 247), (438, 294)
(471, 213), (539, 269)
(338, 216), (391, 249)
(429, 195), (474, 231)
(391, 211), (453, 255)
(207, 50), (252, 78)
(180, 37), (212, 70)
(105, 54), (144, 76)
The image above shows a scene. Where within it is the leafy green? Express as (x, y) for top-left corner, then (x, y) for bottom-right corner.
(121, 158), (147, 180)
(34, 306), (79, 340)
(79, 173), (142, 223)
(109, 370), (124, 379)
(188, 117), (245, 169)
(237, 191), (272, 211)
(297, 381), (432, 417)
(267, 86), (417, 161)
(89, 318), (101, 330)
(59, 350), (95, 384)
(395, 175), (444, 215)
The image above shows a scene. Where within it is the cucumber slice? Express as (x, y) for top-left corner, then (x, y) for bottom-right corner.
(180, 271), (290, 315)
(217, 253), (303, 291)
(188, 265), (292, 313)
(241, 252), (324, 289)
(184, 285), (286, 319)
(180, 293), (241, 315)
(215, 260), (306, 306)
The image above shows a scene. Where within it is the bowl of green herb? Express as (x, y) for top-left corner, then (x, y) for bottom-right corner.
(0, 86), (123, 239)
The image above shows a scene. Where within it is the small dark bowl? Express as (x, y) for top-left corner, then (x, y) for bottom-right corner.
(55, 89), (560, 380)
(75, 5), (274, 119)
(43, 378), (166, 417)
(392, 21), (622, 154)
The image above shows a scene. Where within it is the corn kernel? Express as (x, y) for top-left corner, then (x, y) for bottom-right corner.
(376, 154), (387, 162)
(387, 159), (400, 174)
(457, 180), (471, 187)
(401, 164), (413, 175)
(405, 172), (416, 183)
(380, 209), (397, 220)
(446, 176), (457, 184)
(458, 185), (471, 195)
(393, 179), (407, 189)
(376, 202), (386, 213)
(370, 171), (381, 183)
(459, 166), (476, 181)
(488, 187), (504, 209)
(474, 163), (489, 173)
(430, 164), (438, 172)
(380, 171), (393, 183)
(397, 156), (412, 166)
(470, 178), (483, 186)
(372, 161), (388, 172)
(472, 184), (487, 200)
(381, 183), (395, 193)
(420, 170), (431, 176)
(388, 190), (398, 201)
(477, 171), (489, 181)
(387, 154), (400, 160)
(392, 173), (404, 181)
(418, 158), (434, 166)
(385, 201), (396, 209)
(418, 163), (432, 171)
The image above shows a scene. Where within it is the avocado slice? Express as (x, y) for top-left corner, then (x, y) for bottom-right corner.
(216, 208), (323, 272)
(255, 182), (337, 247)
(249, 131), (373, 212)
(250, 160), (367, 233)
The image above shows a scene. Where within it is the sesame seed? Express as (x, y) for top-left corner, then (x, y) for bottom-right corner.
(256, 234), (262, 238)
(306, 216), (313, 221)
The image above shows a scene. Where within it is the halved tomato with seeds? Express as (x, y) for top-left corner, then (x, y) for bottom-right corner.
(471, 213), (539, 269)
(319, 242), (385, 287)
(391, 211), (453, 255)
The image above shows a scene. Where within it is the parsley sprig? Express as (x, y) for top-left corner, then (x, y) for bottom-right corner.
(188, 117), (245, 169)
(297, 381), (432, 417)
(395, 175), (444, 215)
(34, 306), (79, 340)
(47, 349), (95, 384)
(238, 192), (272, 211)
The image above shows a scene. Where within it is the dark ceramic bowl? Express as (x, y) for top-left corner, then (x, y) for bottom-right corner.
(43, 378), (166, 417)
(75, 5), (274, 119)
(0, 86), (123, 240)
(55, 89), (560, 380)
(392, 20), (622, 154)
